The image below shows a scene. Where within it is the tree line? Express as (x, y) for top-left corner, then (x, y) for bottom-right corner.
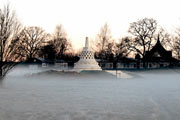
(1, 4), (180, 79)
(94, 20), (180, 63)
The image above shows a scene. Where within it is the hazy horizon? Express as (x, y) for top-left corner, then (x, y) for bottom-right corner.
(1, 0), (180, 50)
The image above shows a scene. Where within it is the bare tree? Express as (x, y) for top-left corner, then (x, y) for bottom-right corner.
(173, 28), (180, 59)
(39, 44), (56, 60)
(15, 26), (47, 59)
(115, 37), (130, 59)
(51, 24), (72, 59)
(128, 18), (157, 67)
(105, 42), (115, 61)
(173, 38), (180, 59)
(0, 4), (22, 79)
(155, 28), (173, 49)
(96, 23), (112, 52)
(95, 23), (114, 61)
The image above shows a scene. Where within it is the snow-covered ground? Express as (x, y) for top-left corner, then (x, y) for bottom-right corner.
(0, 65), (180, 120)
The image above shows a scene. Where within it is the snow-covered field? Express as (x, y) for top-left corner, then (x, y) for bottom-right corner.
(0, 65), (180, 120)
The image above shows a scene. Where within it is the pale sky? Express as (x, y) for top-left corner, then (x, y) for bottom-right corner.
(1, 0), (180, 50)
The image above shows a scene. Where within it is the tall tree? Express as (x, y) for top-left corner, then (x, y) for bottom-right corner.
(51, 24), (72, 59)
(95, 23), (113, 61)
(105, 42), (115, 61)
(15, 26), (47, 59)
(173, 28), (180, 59)
(0, 4), (22, 79)
(96, 23), (112, 52)
(173, 38), (180, 59)
(39, 44), (56, 60)
(155, 28), (173, 49)
(115, 37), (130, 59)
(127, 18), (157, 67)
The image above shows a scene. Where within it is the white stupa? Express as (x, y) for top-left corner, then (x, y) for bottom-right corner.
(74, 37), (102, 72)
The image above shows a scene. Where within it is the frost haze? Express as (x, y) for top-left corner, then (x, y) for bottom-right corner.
(0, 66), (180, 120)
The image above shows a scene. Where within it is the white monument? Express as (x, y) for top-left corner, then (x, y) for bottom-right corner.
(74, 37), (102, 72)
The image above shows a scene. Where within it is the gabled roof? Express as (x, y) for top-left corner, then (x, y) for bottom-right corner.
(145, 37), (172, 59)
(144, 37), (179, 63)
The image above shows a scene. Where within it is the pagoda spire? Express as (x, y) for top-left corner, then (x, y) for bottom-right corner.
(73, 37), (102, 72)
(85, 37), (89, 47)
(157, 34), (160, 44)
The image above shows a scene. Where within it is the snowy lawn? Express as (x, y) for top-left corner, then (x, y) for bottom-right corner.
(0, 65), (180, 120)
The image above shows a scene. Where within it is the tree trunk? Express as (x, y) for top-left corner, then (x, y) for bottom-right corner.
(29, 53), (33, 59)
(142, 56), (147, 69)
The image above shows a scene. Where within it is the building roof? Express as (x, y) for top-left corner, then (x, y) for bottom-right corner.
(117, 57), (137, 63)
(24, 57), (54, 63)
(24, 58), (42, 63)
(55, 59), (67, 63)
(144, 37), (179, 63)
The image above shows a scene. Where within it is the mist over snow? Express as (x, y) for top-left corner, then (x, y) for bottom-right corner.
(0, 65), (180, 120)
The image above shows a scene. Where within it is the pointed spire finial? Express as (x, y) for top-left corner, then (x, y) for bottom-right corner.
(85, 37), (89, 47)
(157, 34), (160, 43)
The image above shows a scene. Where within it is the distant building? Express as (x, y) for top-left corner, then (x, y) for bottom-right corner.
(54, 59), (68, 70)
(144, 39), (180, 68)
(114, 39), (179, 70)
(116, 57), (142, 69)
(25, 58), (44, 64)
(24, 58), (45, 68)
(99, 61), (114, 70)
(24, 57), (68, 69)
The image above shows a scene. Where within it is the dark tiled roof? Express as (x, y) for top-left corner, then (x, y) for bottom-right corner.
(144, 39), (179, 63)
(117, 57), (137, 63)
(145, 40), (171, 57)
